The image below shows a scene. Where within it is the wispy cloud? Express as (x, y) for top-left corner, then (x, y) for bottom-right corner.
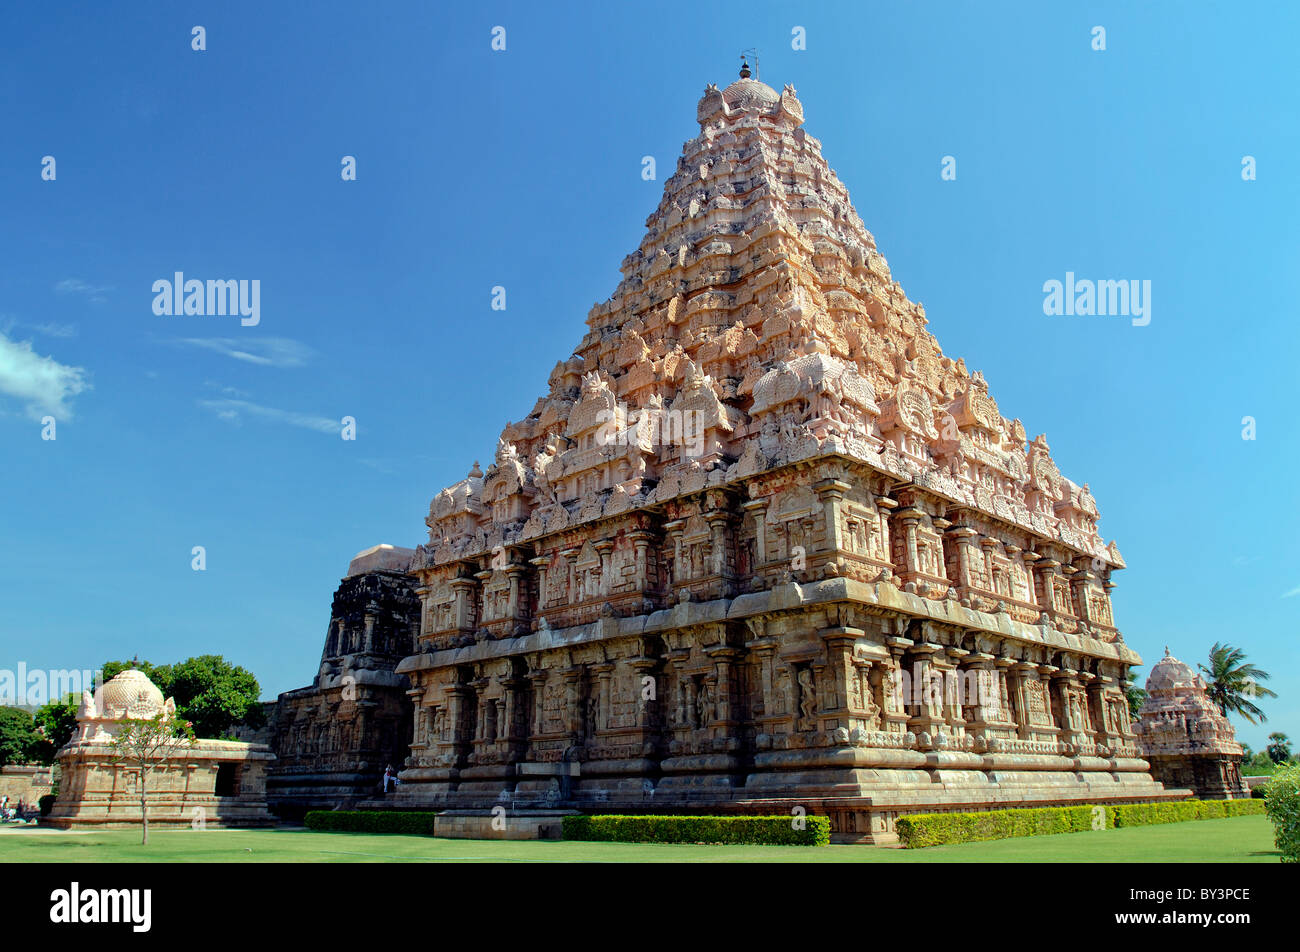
(359, 458), (397, 474)
(1, 316), (78, 340)
(199, 397), (338, 435)
(54, 278), (112, 302)
(176, 337), (314, 368)
(202, 380), (251, 400)
(1282, 584), (1300, 599)
(4, 319), (77, 340)
(0, 331), (90, 420)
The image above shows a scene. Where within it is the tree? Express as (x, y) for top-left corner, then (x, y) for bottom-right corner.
(109, 711), (195, 845)
(101, 655), (263, 738)
(1198, 642), (1275, 725)
(0, 706), (42, 767)
(1125, 684), (1147, 719)
(31, 694), (80, 762)
(164, 656), (263, 738)
(1267, 732), (1293, 765)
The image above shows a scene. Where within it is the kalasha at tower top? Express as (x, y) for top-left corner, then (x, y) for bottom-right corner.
(418, 63), (1122, 589)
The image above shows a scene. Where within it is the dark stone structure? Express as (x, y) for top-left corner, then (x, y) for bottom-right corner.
(266, 545), (420, 817)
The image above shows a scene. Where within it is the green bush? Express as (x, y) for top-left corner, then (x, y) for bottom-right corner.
(897, 799), (1267, 847)
(303, 810), (440, 835)
(1108, 799), (1264, 827)
(1262, 764), (1300, 863)
(562, 814), (830, 846)
(897, 805), (1099, 848)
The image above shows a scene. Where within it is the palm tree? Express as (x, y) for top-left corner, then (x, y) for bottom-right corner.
(1198, 642), (1275, 725)
(1266, 732), (1292, 764)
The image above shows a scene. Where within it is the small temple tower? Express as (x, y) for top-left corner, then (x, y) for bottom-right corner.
(1133, 649), (1249, 800)
(265, 544), (420, 817)
(47, 668), (274, 828)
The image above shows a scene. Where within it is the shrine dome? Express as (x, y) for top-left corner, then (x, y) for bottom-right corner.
(1145, 649), (1201, 693)
(98, 669), (166, 718)
(722, 77), (781, 111)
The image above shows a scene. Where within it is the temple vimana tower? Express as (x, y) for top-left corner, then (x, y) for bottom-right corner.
(273, 66), (1184, 841)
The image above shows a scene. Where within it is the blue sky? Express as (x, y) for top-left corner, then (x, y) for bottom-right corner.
(1, 2), (1295, 749)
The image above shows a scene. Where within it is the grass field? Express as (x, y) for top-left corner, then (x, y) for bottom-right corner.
(0, 815), (1279, 863)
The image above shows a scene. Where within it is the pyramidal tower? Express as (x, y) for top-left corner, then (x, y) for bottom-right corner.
(389, 67), (1181, 841)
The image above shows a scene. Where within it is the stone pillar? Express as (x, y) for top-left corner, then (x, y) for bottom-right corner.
(814, 478), (851, 555)
(407, 688), (426, 749)
(896, 507), (922, 579)
(446, 684), (472, 765)
(561, 667), (584, 743)
(473, 568), (493, 620)
(739, 618), (777, 737)
(527, 670), (548, 738)
(629, 529), (654, 591)
(959, 651), (997, 741)
(704, 510), (734, 583)
(1008, 661), (1036, 739)
(468, 678), (489, 746)
(628, 657), (660, 733)
(948, 526), (979, 590)
(592, 662), (615, 739)
(506, 563), (528, 623)
(561, 548), (579, 605)
(528, 555), (550, 616)
(450, 576), (478, 632)
(1035, 558), (1062, 616)
(882, 634), (913, 732)
(980, 538), (999, 594)
(663, 519), (685, 587)
(594, 540), (614, 597)
(875, 494), (898, 565)
(414, 584), (432, 640)
(742, 499), (768, 569)
(904, 642), (946, 739)
(1070, 559), (1095, 623)
(706, 647), (741, 731)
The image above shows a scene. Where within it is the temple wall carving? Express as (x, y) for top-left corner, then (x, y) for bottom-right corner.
(265, 547), (420, 816)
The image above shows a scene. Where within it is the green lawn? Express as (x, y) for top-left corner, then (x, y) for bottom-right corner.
(0, 815), (1279, 863)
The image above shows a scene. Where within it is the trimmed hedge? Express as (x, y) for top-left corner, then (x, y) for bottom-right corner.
(304, 810), (440, 835)
(1262, 764), (1300, 863)
(897, 805), (1099, 848)
(1108, 799), (1263, 827)
(898, 799), (1267, 848)
(562, 814), (831, 846)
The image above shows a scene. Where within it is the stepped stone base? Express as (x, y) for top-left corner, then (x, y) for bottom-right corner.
(431, 809), (575, 840)
(367, 753), (1187, 844)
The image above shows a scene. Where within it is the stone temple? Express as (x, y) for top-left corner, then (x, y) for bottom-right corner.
(48, 669), (274, 829)
(265, 544), (419, 817)
(1133, 649), (1248, 800)
(272, 68), (1185, 841)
